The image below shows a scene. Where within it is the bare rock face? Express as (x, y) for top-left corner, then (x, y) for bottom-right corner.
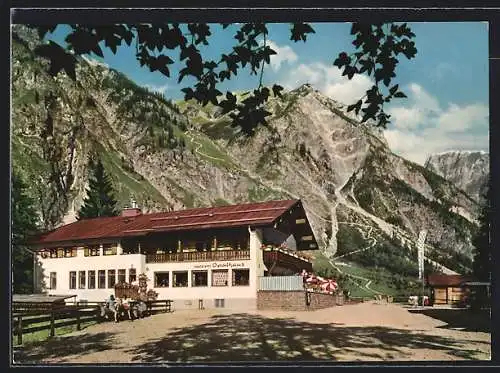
(12, 25), (480, 274)
(425, 151), (489, 204)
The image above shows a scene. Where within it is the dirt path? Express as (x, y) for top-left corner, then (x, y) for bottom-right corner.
(13, 302), (490, 364)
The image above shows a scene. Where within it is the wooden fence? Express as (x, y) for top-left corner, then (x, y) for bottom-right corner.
(12, 299), (173, 345)
(12, 304), (101, 345)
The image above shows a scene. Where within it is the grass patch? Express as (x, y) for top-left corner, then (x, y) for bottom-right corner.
(12, 137), (49, 174)
(14, 320), (98, 346)
(93, 141), (168, 207)
(199, 118), (236, 141)
(183, 131), (237, 170)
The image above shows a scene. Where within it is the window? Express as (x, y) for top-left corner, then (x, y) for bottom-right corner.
(108, 270), (116, 288)
(64, 248), (77, 258)
(57, 248), (64, 258)
(69, 271), (77, 289)
(118, 269), (126, 284)
(129, 268), (137, 283)
(84, 245), (100, 256)
(232, 269), (250, 286)
(295, 218), (306, 224)
(154, 272), (170, 287)
(103, 244), (117, 256)
(49, 272), (57, 289)
(50, 249), (58, 258)
(192, 271), (208, 287)
(98, 270), (106, 289)
(212, 270), (228, 287)
(88, 271), (96, 289)
(78, 271), (86, 289)
(173, 271), (188, 287)
(215, 299), (225, 308)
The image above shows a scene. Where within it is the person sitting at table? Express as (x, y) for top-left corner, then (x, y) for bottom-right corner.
(105, 294), (119, 322)
(121, 297), (133, 320)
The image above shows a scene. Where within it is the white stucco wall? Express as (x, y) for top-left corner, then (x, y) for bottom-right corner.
(38, 245), (145, 302)
(145, 260), (255, 302)
(251, 228), (267, 277)
(36, 229), (265, 309)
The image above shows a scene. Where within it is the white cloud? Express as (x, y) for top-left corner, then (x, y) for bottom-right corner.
(265, 40), (298, 71)
(387, 83), (440, 130)
(407, 83), (441, 113)
(384, 107), (424, 130)
(384, 83), (489, 164)
(284, 62), (373, 105)
(437, 103), (488, 132)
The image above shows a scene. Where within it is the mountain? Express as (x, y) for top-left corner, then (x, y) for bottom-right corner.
(11, 25), (480, 294)
(424, 151), (489, 205)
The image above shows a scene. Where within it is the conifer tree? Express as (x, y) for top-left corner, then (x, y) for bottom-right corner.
(472, 185), (491, 282)
(11, 171), (39, 293)
(77, 158), (119, 219)
(470, 183), (491, 308)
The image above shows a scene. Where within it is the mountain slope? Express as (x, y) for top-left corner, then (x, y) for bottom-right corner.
(425, 151), (489, 204)
(12, 26), (479, 283)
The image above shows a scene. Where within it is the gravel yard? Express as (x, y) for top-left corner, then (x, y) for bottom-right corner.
(13, 301), (491, 364)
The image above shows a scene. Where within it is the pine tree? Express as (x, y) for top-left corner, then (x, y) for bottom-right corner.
(11, 171), (39, 293)
(470, 183), (491, 309)
(77, 158), (119, 220)
(472, 185), (491, 282)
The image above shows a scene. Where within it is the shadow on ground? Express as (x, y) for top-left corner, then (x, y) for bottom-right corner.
(12, 332), (116, 364)
(128, 313), (488, 362)
(407, 308), (490, 333)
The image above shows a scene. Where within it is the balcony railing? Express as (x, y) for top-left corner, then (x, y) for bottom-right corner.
(145, 250), (251, 263)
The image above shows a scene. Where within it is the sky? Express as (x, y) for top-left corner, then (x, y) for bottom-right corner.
(47, 22), (489, 165)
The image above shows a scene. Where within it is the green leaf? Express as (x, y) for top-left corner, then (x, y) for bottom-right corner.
(389, 84), (399, 95)
(290, 23), (316, 42)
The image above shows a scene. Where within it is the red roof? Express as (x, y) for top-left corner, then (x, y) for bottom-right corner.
(427, 274), (474, 287)
(31, 199), (301, 247)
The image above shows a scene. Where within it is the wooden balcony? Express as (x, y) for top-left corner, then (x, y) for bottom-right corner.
(145, 250), (251, 263)
(263, 249), (313, 273)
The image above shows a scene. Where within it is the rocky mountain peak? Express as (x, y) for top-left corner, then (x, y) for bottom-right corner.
(424, 150), (489, 204)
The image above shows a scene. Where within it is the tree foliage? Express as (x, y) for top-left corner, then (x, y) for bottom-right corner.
(11, 171), (40, 293)
(30, 22), (416, 134)
(77, 157), (119, 219)
(472, 184), (491, 283)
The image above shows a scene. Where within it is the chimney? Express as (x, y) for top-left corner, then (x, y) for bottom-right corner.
(122, 199), (142, 217)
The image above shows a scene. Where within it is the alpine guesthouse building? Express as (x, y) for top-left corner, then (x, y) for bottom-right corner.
(29, 199), (317, 310)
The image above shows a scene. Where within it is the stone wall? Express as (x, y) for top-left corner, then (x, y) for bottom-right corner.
(308, 291), (343, 309)
(257, 290), (342, 311)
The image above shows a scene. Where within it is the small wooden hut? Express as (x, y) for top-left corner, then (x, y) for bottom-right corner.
(426, 274), (474, 306)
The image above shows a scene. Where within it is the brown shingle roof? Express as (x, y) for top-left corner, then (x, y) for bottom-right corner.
(427, 274), (474, 287)
(31, 199), (300, 246)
